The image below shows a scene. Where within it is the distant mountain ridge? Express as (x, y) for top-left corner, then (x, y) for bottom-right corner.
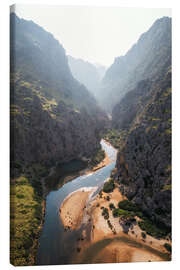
(97, 16), (171, 112)
(68, 55), (106, 98)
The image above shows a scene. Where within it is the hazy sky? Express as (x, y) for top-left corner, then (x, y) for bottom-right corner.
(13, 5), (171, 67)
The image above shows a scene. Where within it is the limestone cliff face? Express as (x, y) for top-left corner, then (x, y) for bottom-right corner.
(98, 17), (171, 112)
(112, 79), (152, 130)
(11, 86), (101, 166)
(108, 17), (172, 230)
(10, 13), (107, 169)
(113, 69), (171, 228)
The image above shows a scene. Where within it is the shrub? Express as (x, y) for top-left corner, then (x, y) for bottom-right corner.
(113, 208), (135, 219)
(102, 129), (128, 149)
(16, 176), (29, 185)
(103, 179), (115, 193)
(109, 203), (115, 210)
(163, 184), (171, 191)
(164, 243), (171, 252)
(155, 208), (165, 215)
(138, 218), (168, 239)
(20, 210), (27, 215)
(135, 211), (143, 218)
(102, 208), (109, 220)
(107, 220), (113, 230)
(16, 194), (25, 199)
(118, 200), (140, 212)
(117, 200), (143, 218)
(141, 232), (146, 239)
(99, 191), (103, 198)
(13, 162), (22, 169)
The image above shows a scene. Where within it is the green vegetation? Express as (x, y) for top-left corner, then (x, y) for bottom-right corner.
(163, 87), (171, 97)
(89, 148), (105, 167)
(138, 218), (169, 239)
(112, 199), (170, 239)
(117, 199), (143, 218)
(109, 203), (115, 210)
(155, 208), (165, 215)
(112, 208), (135, 219)
(10, 104), (20, 115)
(102, 128), (127, 149)
(103, 178), (115, 193)
(107, 219), (113, 230)
(99, 190), (103, 198)
(168, 118), (171, 123)
(164, 243), (172, 252)
(151, 117), (161, 121)
(24, 97), (33, 102)
(101, 208), (109, 220)
(10, 158), (92, 266)
(20, 80), (32, 88)
(105, 195), (110, 201)
(165, 129), (171, 135)
(141, 232), (146, 239)
(163, 184), (171, 191)
(10, 175), (44, 266)
(118, 200), (140, 212)
(13, 161), (22, 170)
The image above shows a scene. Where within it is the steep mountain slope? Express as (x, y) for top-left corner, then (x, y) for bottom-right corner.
(112, 67), (171, 230)
(10, 13), (107, 170)
(112, 79), (152, 129)
(68, 55), (105, 98)
(98, 17), (171, 112)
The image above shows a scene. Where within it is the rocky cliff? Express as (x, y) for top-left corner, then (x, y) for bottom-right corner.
(98, 17), (171, 112)
(113, 67), (171, 230)
(10, 13), (107, 171)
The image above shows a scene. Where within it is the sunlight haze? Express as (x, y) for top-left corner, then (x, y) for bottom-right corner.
(13, 5), (171, 67)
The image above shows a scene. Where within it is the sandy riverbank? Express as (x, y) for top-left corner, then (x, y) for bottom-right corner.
(84, 187), (170, 263)
(59, 187), (97, 230)
(61, 185), (171, 263)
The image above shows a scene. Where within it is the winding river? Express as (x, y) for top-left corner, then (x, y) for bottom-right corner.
(36, 140), (117, 265)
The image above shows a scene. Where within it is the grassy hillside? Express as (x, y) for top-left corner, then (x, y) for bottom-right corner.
(10, 171), (45, 266)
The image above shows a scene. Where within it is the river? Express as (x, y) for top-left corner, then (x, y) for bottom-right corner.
(36, 140), (117, 265)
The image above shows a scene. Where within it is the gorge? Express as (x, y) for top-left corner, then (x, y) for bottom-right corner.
(10, 12), (172, 266)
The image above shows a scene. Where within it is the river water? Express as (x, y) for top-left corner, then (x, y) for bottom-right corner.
(36, 140), (117, 265)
